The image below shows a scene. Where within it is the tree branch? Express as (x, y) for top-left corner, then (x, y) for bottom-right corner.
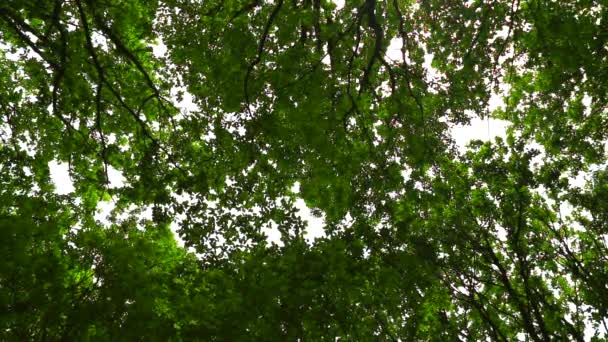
(244, 0), (284, 114)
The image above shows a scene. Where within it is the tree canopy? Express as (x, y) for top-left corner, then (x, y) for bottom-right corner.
(1, 0), (607, 340)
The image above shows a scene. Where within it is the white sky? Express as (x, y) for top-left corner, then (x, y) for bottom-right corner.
(50, 16), (515, 247)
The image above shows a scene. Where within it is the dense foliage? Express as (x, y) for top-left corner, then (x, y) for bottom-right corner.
(1, 0), (607, 340)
